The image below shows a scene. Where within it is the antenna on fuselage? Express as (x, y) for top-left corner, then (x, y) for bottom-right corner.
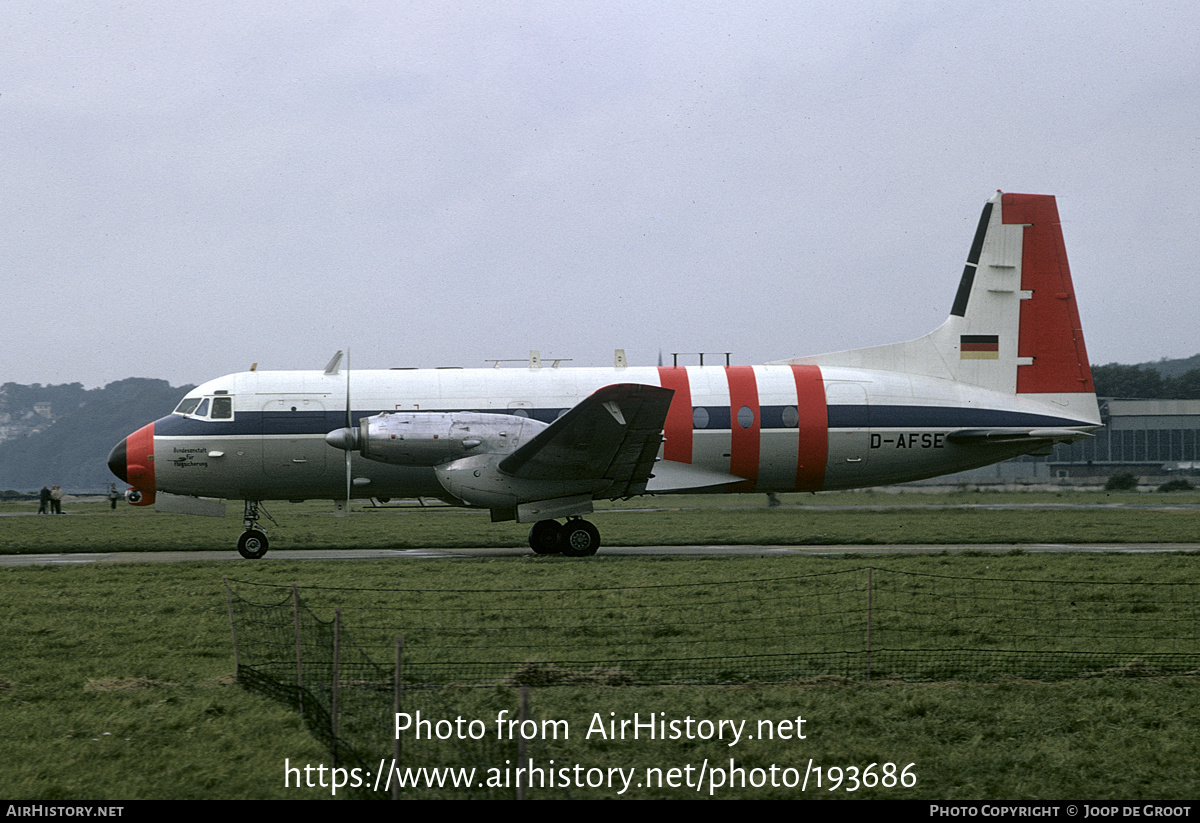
(324, 350), (344, 375)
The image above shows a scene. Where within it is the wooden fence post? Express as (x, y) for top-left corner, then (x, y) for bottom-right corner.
(224, 578), (239, 676)
(393, 635), (403, 801)
(292, 584), (304, 713)
(517, 686), (530, 800)
(332, 607), (341, 766)
(866, 567), (873, 682)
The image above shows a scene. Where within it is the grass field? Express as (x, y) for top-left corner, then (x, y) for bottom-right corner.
(4, 488), (1200, 553)
(2, 490), (1199, 799)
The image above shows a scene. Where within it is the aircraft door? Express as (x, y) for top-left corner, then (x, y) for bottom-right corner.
(823, 382), (870, 486)
(261, 398), (328, 485)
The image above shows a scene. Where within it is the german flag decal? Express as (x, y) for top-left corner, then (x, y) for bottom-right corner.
(960, 334), (999, 359)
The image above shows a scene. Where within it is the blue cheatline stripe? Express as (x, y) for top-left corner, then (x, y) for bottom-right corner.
(152, 404), (1093, 439)
(826, 405), (1088, 429)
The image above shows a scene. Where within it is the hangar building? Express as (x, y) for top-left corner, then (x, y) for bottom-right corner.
(933, 398), (1200, 484)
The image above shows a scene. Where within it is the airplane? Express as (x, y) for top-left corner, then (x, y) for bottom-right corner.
(108, 191), (1100, 559)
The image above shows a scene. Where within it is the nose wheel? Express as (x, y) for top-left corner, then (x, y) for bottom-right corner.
(237, 500), (274, 559)
(238, 529), (269, 560)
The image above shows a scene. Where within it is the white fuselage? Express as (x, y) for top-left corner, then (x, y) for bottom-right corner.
(147, 363), (1094, 504)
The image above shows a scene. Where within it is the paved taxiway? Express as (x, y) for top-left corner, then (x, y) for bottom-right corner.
(3, 543), (1198, 566)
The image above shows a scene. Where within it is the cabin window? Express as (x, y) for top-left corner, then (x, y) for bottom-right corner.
(737, 406), (754, 429)
(692, 407), (710, 429)
(211, 397), (233, 419)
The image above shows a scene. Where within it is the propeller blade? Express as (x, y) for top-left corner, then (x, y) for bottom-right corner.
(343, 347), (352, 515)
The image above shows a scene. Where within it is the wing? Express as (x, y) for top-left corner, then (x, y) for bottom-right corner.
(499, 383), (674, 499)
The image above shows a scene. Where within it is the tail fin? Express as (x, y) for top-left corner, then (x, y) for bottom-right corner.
(945, 191), (1095, 396)
(779, 191), (1098, 423)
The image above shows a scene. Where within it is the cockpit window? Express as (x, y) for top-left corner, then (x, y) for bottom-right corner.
(173, 395), (234, 420)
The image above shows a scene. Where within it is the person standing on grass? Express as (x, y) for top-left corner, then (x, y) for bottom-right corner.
(38, 485), (50, 514)
(50, 484), (63, 514)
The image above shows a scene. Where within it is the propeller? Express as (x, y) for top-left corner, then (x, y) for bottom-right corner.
(323, 348), (355, 516)
(342, 347), (352, 516)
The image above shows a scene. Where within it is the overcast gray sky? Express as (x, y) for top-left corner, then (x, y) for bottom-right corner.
(4, 1), (1198, 389)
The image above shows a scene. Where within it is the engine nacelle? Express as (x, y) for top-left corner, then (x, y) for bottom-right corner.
(329, 411), (548, 467)
(434, 453), (606, 516)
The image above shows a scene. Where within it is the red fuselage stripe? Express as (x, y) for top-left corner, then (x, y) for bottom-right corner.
(726, 365), (760, 490)
(656, 367), (693, 463)
(791, 365), (828, 491)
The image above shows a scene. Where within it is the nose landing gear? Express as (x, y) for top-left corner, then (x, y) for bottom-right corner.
(237, 500), (275, 559)
(237, 529), (269, 559)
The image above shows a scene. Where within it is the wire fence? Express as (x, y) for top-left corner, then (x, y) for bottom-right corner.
(225, 568), (1200, 798)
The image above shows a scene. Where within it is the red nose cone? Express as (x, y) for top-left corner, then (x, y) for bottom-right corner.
(109, 422), (156, 505)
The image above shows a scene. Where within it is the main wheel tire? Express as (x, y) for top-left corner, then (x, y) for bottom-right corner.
(528, 520), (563, 554)
(560, 520), (600, 557)
(237, 529), (269, 559)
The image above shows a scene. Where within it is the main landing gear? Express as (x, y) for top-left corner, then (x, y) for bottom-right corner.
(527, 517), (601, 557)
(237, 500), (274, 559)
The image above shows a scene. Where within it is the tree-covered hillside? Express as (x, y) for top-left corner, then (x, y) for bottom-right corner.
(1134, 352), (1200, 379)
(0, 378), (193, 493)
(1091, 363), (1200, 399)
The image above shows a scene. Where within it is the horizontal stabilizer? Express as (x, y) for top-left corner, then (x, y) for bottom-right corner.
(500, 383), (674, 498)
(947, 428), (1095, 446)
